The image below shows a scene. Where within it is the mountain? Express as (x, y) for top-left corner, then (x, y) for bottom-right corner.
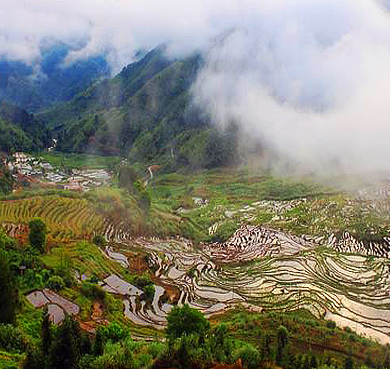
(0, 101), (50, 152)
(0, 43), (109, 112)
(40, 46), (239, 169)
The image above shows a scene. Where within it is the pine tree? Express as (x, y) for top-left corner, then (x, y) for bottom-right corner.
(23, 347), (44, 369)
(80, 332), (92, 356)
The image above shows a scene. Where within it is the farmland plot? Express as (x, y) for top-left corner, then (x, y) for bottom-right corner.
(113, 227), (390, 344)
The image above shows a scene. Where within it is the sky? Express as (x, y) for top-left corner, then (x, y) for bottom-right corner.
(1, 0), (390, 175)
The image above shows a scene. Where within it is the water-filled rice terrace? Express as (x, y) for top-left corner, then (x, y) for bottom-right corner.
(11, 180), (390, 344)
(107, 225), (390, 344)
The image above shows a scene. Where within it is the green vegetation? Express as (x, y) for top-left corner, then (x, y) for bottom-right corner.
(0, 250), (18, 324)
(1, 148), (390, 369)
(37, 152), (121, 170)
(46, 275), (65, 291)
(39, 47), (240, 170)
(28, 218), (47, 253)
(0, 164), (13, 195)
(16, 303), (390, 369)
(0, 100), (49, 152)
(166, 304), (210, 340)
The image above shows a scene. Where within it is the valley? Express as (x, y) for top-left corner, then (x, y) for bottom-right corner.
(2, 153), (390, 367)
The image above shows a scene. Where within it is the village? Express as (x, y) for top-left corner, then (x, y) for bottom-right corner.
(1, 152), (112, 192)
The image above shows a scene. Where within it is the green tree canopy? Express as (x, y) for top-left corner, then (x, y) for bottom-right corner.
(277, 325), (288, 349)
(28, 218), (47, 253)
(166, 304), (210, 340)
(0, 250), (17, 324)
(48, 315), (82, 369)
(118, 164), (138, 192)
(0, 229), (14, 250)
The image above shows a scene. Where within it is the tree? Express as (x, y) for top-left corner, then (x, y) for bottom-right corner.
(118, 165), (138, 192)
(0, 229), (14, 250)
(345, 356), (354, 369)
(310, 354), (318, 369)
(92, 234), (107, 247)
(94, 327), (104, 356)
(276, 325), (289, 365)
(138, 189), (151, 214)
(277, 325), (288, 349)
(166, 304), (210, 340)
(48, 315), (81, 369)
(28, 218), (47, 253)
(234, 344), (261, 369)
(0, 250), (17, 324)
(41, 306), (52, 356)
(46, 275), (65, 291)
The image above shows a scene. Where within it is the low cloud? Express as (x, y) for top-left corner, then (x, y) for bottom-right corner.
(2, 0), (390, 175)
(192, 0), (390, 175)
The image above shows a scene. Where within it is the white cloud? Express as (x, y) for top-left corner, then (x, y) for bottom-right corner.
(192, 0), (390, 174)
(1, 0), (390, 174)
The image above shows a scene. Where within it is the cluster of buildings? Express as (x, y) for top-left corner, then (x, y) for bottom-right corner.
(3, 152), (112, 192)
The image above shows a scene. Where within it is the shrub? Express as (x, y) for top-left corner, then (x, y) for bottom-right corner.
(28, 218), (47, 253)
(0, 324), (26, 352)
(131, 274), (152, 289)
(134, 353), (152, 369)
(166, 304), (210, 340)
(143, 284), (155, 302)
(46, 275), (65, 291)
(148, 341), (165, 359)
(100, 321), (129, 343)
(81, 281), (106, 300)
(93, 234), (107, 247)
(234, 344), (261, 369)
(343, 326), (352, 334)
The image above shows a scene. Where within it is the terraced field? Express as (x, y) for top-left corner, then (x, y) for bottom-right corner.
(104, 227), (390, 344)
(6, 171), (390, 346)
(0, 195), (105, 243)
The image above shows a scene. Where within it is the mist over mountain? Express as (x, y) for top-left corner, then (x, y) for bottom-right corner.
(0, 43), (109, 112)
(2, 0), (390, 174)
(39, 46), (239, 169)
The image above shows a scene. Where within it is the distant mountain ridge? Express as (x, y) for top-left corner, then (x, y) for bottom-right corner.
(40, 46), (239, 169)
(0, 43), (109, 112)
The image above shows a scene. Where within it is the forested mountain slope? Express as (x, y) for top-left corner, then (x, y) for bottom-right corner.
(0, 43), (109, 112)
(40, 46), (239, 169)
(0, 101), (50, 152)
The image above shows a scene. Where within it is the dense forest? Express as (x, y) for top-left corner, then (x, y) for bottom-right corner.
(38, 47), (240, 170)
(0, 101), (50, 152)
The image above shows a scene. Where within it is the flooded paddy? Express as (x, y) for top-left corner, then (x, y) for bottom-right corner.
(26, 289), (80, 323)
(100, 225), (390, 343)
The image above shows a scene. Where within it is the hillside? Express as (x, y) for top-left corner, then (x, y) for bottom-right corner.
(2, 164), (390, 368)
(0, 101), (50, 152)
(40, 47), (239, 169)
